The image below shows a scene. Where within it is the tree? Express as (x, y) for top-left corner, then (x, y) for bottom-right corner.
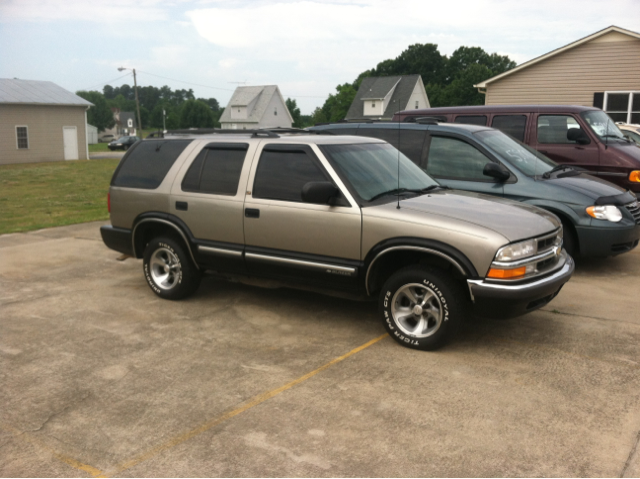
(286, 98), (303, 128)
(76, 90), (115, 132)
(315, 83), (358, 123)
(179, 99), (214, 128)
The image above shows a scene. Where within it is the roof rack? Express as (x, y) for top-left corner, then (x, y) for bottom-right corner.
(146, 128), (282, 139)
(404, 116), (446, 124)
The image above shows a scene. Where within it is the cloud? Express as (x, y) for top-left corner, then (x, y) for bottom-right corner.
(0, 0), (168, 22)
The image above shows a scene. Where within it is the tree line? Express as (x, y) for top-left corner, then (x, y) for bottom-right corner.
(76, 85), (225, 132)
(311, 44), (516, 124)
(79, 43), (516, 132)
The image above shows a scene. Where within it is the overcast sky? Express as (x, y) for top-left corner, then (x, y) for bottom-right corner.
(1, 0), (638, 114)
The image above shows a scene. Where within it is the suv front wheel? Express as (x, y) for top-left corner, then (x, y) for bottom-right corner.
(380, 266), (464, 350)
(143, 237), (201, 300)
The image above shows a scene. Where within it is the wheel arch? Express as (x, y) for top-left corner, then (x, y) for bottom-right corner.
(131, 213), (199, 269)
(364, 238), (478, 296)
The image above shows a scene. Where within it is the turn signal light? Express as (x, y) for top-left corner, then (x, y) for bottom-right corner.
(630, 171), (640, 183)
(487, 267), (527, 279)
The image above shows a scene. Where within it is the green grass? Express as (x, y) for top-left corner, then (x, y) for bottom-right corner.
(0, 159), (120, 235)
(89, 142), (111, 152)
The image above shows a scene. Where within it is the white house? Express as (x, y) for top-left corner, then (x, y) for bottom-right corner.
(345, 75), (430, 121)
(220, 85), (293, 129)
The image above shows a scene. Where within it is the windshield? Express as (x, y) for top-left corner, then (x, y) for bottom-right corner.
(581, 110), (625, 140)
(475, 130), (556, 177)
(321, 143), (438, 201)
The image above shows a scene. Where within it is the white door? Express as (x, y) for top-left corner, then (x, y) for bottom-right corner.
(63, 126), (78, 160)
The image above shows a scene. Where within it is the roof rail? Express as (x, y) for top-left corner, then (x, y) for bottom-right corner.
(404, 116), (446, 124)
(146, 128), (283, 139)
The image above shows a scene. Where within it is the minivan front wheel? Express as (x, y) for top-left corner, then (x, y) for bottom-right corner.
(380, 266), (464, 350)
(143, 237), (201, 300)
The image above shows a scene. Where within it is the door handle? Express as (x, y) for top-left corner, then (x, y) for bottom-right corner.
(245, 208), (260, 218)
(176, 201), (188, 211)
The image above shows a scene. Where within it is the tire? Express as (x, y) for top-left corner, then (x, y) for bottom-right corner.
(142, 237), (201, 300)
(379, 265), (465, 351)
(123, 145), (129, 151)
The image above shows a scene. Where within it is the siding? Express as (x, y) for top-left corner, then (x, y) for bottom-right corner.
(485, 38), (640, 105)
(0, 104), (89, 164)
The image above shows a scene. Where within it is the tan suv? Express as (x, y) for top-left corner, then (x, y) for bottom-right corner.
(101, 129), (574, 350)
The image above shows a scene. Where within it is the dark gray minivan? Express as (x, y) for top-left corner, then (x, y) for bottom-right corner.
(309, 122), (640, 257)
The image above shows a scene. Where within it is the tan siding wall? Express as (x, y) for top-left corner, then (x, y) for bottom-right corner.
(0, 104), (88, 165)
(485, 38), (640, 105)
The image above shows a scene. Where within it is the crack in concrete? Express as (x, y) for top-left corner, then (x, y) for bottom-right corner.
(540, 308), (640, 327)
(28, 391), (91, 433)
(621, 428), (640, 477)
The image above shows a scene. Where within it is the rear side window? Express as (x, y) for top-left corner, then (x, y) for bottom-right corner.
(491, 115), (527, 141)
(112, 140), (192, 189)
(357, 128), (426, 165)
(454, 115), (487, 126)
(253, 148), (328, 202)
(182, 144), (248, 195)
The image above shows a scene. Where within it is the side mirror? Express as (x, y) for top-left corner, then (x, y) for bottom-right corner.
(301, 181), (339, 204)
(567, 128), (590, 145)
(483, 162), (511, 182)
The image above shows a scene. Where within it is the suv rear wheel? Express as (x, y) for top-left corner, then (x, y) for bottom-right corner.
(380, 266), (464, 350)
(143, 237), (201, 300)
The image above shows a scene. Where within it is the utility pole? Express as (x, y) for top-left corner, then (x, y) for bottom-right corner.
(118, 67), (143, 136)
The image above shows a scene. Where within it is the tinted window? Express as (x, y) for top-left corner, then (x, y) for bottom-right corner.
(357, 127), (426, 165)
(325, 128), (358, 135)
(253, 148), (328, 202)
(491, 115), (527, 141)
(182, 145), (247, 195)
(537, 115), (581, 144)
(112, 140), (192, 189)
(426, 136), (493, 180)
(454, 115), (487, 126)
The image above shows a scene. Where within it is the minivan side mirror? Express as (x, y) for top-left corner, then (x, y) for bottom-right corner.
(483, 162), (511, 182)
(301, 181), (339, 204)
(567, 128), (591, 145)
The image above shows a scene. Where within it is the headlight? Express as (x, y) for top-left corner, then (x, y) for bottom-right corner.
(586, 205), (622, 222)
(494, 239), (536, 262)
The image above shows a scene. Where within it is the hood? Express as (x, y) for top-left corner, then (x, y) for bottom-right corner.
(371, 190), (560, 243)
(545, 172), (635, 205)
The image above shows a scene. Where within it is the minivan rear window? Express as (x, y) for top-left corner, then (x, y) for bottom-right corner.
(112, 140), (192, 189)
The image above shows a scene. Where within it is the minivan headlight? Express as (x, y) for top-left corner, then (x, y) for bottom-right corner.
(494, 239), (536, 262)
(586, 205), (622, 222)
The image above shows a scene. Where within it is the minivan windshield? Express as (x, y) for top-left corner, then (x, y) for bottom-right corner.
(475, 130), (556, 177)
(580, 110), (626, 141)
(321, 143), (438, 202)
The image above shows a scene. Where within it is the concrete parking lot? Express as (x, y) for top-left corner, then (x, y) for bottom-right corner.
(1, 221), (639, 477)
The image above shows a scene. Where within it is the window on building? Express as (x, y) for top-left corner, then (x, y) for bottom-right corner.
(602, 92), (640, 124)
(274, 108), (277, 116)
(16, 126), (28, 149)
(372, 102), (376, 108)
(415, 101), (419, 109)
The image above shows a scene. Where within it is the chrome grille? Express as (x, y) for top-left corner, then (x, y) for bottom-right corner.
(626, 201), (640, 225)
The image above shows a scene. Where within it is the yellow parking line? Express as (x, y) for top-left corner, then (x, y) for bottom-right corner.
(0, 423), (106, 478)
(107, 333), (389, 477)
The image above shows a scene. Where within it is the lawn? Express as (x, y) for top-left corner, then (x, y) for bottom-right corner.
(0, 159), (120, 235)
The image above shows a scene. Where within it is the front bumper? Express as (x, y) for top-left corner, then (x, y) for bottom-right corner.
(467, 252), (574, 319)
(576, 222), (640, 257)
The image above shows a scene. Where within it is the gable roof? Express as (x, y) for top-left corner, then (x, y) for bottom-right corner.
(219, 85), (293, 123)
(345, 75), (422, 119)
(0, 78), (93, 106)
(475, 25), (640, 88)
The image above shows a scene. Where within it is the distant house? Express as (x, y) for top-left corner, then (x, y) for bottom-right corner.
(87, 124), (98, 144)
(474, 25), (640, 123)
(220, 85), (293, 129)
(100, 109), (137, 140)
(345, 75), (430, 121)
(0, 78), (92, 165)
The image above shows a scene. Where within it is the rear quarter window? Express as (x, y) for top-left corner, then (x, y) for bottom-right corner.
(111, 140), (192, 189)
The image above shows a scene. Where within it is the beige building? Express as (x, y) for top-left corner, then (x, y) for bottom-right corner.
(0, 78), (92, 165)
(475, 26), (640, 124)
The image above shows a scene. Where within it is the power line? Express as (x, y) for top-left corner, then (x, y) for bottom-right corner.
(80, 73), (132, 91)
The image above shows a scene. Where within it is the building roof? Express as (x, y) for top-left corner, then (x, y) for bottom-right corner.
(345, 75), (422, 120)
(475, 25), (640, 88)
(220, 85), (293, 124)
(0, 78), (93, 106)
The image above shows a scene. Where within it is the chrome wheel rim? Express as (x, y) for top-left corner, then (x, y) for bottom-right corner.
(391, 283), (443, 338)
(150, 247), (181, 290)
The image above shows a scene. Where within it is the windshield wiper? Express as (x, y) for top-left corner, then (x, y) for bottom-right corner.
(543, 164), (573, 179)
(368, 188), (417, 201)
